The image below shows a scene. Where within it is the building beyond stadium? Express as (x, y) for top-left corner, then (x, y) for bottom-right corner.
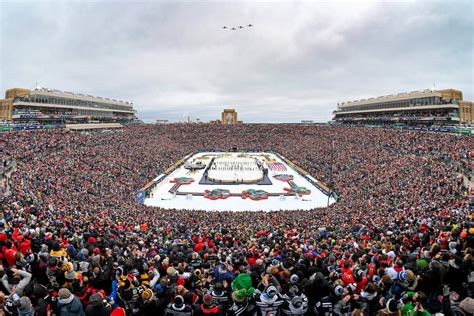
(0, 87), (138, 125)
(333, 89), (473, 126)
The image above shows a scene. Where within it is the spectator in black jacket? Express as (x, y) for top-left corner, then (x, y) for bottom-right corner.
(89, 252), (113, 295)
(85, 293), (112, 316)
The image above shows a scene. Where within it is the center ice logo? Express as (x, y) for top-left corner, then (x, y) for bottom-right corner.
(204, 189), (231, 200)
(241, 189), (269, 200)
(284, 186), (311, 196)
(273, 174), (294, 182)
(170, 177), (195, 185)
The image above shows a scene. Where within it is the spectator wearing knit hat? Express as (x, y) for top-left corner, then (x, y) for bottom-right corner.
(379, 297), (404, 315)
(254, 282), (285, 316)
(458, 297), (474, 315)
(137, 288), (158, 315)
(165, 295), (193, 315)
(195, 292), (221, 316)
(85, 292), (112, 316)
(46, 256), (63, 290)
(57, 288), (85, 316)
(17, 296), (34, 316)
(89, 249), (114, 294)
(211, 281), (231, 312)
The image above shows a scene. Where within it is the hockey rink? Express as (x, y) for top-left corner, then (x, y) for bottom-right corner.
(144, 151), (336, 211)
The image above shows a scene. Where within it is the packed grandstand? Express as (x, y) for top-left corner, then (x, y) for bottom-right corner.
(0, 124), (473, 316)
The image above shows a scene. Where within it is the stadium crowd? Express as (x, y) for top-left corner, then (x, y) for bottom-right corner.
(0, 124), (472, 316)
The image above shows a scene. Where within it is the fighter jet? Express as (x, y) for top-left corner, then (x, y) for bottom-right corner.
(222, 24), (252, 31)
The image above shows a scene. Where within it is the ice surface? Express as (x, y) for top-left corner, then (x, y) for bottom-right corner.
(144, 152), (335, 211)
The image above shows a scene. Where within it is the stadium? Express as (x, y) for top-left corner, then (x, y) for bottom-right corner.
(1, 123), (473, 315)
(0, 1), (473, 315)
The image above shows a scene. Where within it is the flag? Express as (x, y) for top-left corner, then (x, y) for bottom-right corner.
(267, 162), (287, 172)
(135, 190), (146, 204)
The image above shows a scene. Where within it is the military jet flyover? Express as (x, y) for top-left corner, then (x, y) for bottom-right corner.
(222, 24), (252, 31)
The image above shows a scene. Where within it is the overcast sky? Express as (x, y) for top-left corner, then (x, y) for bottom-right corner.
(0, 0), (472, 123)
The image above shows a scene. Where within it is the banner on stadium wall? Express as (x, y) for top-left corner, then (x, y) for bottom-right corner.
(453, 129), (472, 134)
(135, 190), (146, 204)
(362, 124), (474, 134)
(0, 124), (63, 132)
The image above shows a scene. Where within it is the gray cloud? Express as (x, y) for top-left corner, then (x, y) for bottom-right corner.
(1, 0), (472, 123)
